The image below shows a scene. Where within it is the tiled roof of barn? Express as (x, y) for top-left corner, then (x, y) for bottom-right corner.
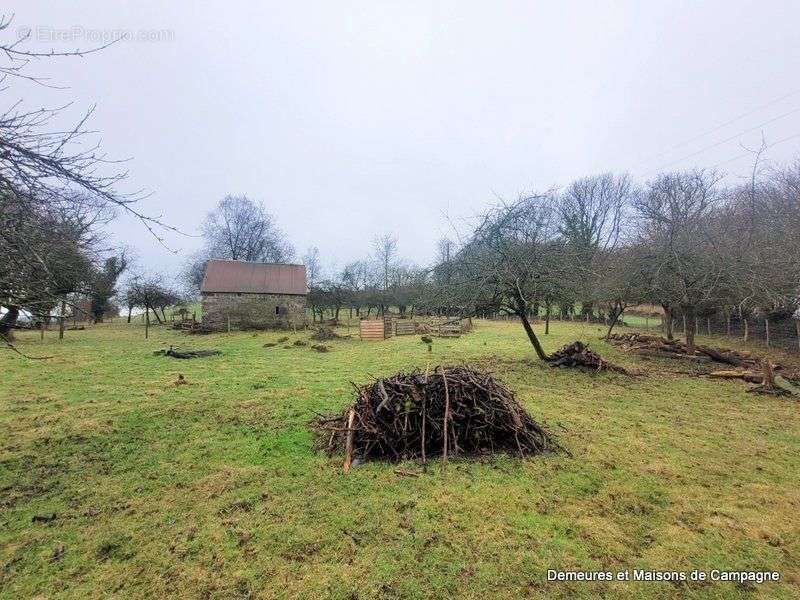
(200, 260), (308, 295)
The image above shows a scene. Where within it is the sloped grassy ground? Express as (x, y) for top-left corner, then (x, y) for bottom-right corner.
(1, 320), (798, 599)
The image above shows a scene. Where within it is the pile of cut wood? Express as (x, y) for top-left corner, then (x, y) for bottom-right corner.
(607, 333), (799, 396)
(607, 333), (761, 367)
(316, 366), (557, 470)
(172, 321), (213, 335)
(549, 341), (630, 374)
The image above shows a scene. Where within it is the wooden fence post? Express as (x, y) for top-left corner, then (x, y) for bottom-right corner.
(682, 315), (686, 334)
(707, 317), (711, 336)
(227, 314), (231, 333)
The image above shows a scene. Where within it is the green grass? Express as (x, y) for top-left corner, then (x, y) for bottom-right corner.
(1, 320), (798, 599)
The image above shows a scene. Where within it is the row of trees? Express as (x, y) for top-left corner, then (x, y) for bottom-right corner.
(1, 15), (796, 355)
(303, 235), (428, 322)
(301, 165), (799, 360)
(435, 166), (799, 357)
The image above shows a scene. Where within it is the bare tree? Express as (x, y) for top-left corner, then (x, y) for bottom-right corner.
(372, 233), (398, 314)
(632, 170), (727, 352)
(201, 195), (294, 262)
(558, 173), (631, 318)
(124, 275), (181, 338)
(303, 246), (323, 321)
(0, 192), (109, 337)
(447, 193), (568, 360)
(303, 247), (322, 287)
(0, 16), (174, 340)
(89, 254), (129, 323)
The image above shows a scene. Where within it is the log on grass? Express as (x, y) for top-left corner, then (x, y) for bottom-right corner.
(635, 349), (711, 362)
(708, 370), (763, 383)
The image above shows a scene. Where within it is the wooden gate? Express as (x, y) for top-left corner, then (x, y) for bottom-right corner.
(359, 316), (393, 340)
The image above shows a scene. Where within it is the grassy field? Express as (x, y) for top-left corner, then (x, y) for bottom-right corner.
(1, 320), (798, 599)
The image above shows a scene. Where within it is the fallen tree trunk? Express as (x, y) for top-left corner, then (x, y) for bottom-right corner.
(695, 345), (749, 368)
(708, 370), (763, 383)
(636, 349), (712, 362)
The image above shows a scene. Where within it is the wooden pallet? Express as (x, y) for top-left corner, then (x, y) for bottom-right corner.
(359, 317), (393, 340)
(394, 321), (417, 335)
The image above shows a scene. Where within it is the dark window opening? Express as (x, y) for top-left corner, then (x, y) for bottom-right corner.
(275, 306), (280, 315)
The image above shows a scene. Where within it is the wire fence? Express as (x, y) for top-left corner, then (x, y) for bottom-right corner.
(486, 312), (800, 354)
(628, 314), (800, 353)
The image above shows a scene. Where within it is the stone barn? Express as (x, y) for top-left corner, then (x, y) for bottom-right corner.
(200, 260), (308, 330)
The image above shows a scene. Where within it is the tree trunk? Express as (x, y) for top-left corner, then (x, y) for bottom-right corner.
(545, 304), (551, 335)
(59, 300), (66, 340)
(127, 306), (132, 323)
(762, 359), (775, 390)
(661, 305), (673, 340)
(518, 311), (549, 361)
(0, 305), (19, 341)
(765, 318), (770, 347)
(684, 307), (696, 353)
(145, 308), (150, 339)
(604, 300), (623, 339)
(743, 318), (749, 342)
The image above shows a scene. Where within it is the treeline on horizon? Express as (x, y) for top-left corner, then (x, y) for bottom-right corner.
(300, 162), (799, 355)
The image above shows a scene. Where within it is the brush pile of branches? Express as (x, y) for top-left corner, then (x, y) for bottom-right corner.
(153, 346), (221, 359)
(311, 326), (347, 341)
(317, 366), (556, 468)
(549, 341), (630, 374)
(172, 321), (213, 335)
(606, 333), (775, 369)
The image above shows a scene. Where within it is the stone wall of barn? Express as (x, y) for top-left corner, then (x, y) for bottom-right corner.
(201, 292), (307, 330)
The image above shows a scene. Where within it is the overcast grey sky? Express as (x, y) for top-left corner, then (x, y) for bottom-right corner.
(12, 1), (800, 277)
